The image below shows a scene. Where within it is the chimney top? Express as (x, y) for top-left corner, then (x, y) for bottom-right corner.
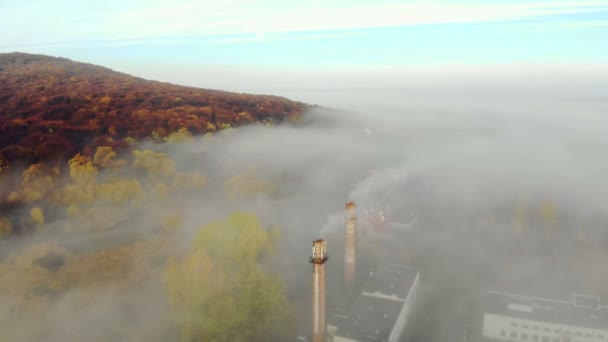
(310, 239), (328, 264)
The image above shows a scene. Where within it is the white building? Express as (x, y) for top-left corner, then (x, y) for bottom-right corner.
(483, 291), (608, 342)
(327, 264), (420, 342)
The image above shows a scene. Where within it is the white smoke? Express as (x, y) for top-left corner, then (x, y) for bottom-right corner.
(319, 162), (409, 236)
(319, 211), (344, 237)
(349, 162), (409, 208)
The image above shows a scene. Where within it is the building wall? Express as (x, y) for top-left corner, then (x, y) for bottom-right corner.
(388, 271), (420, 342)
(483, 313), (608, 342)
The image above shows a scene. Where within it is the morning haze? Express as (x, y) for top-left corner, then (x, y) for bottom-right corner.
(1, 1), (607, 341)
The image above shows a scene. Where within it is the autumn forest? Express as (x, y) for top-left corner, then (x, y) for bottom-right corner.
(0, 52), (307, 341)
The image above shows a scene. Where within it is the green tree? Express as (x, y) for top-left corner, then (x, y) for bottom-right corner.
(165, 212), (291, 342)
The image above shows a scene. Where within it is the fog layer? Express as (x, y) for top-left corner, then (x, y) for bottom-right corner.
(2, 67), (608, 341)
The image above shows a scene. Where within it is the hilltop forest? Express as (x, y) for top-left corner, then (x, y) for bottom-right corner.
(0, 52), (307, 166)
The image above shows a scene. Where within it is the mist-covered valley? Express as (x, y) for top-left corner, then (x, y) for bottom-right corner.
(1, 67), (607, 342)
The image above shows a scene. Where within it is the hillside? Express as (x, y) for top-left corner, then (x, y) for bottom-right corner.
(0, 52), (308, 165)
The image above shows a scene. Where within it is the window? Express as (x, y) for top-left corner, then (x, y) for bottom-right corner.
(523, 325), (530, 329)
(532, 334), (538, 341)
(501, 330), (506, 337)
(512, 322), (519, 327)
(511, 331), (518, 339)
(522, 333), (528, 340)
(552, 338), (559, 342)
(543, 328), (550, 332)
(542, 337), (549, 342)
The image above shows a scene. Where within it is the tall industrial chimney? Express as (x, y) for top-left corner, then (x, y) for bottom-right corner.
(310, 239), (328, 342)
(344, 201), (356, 290)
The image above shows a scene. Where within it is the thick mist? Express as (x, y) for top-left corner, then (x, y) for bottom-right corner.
(1, 67), (608, 341)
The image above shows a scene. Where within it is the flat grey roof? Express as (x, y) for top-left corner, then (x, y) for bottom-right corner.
(361, 264), (419, 300)
(485, 291), (608, 331)
(330, 264), (419, 341)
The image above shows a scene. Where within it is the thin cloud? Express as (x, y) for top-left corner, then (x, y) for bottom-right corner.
(2, 1), (607, 50)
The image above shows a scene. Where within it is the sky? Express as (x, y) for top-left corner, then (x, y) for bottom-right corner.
(1, 0), (607, 71)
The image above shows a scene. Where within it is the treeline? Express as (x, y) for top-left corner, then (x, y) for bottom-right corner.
(0, 135), (275, 239)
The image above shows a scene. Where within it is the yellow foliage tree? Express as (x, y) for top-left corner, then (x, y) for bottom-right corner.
(99, 95), (111, 105)
(93, 146), (127, 169)
(163, 212), (183, 232)
(66, 204), (80, 218)
(224, 167), (277, 198)
(172, 172), (208, 192)
(164, 128), (192, 143)
(513, 203), (528, 235)
(68, 154), (98, 185)
(132, 149), (177, 179)
(539, 200), (557, 229)
(151, 182), (170, 199)
(124, 136), (137, 146)
(21, 163), (59, 203)
(6, 191), (21, 203)
(0, 216), (13, 238)
(165, 212), (291, 341)
(63, 154), (98, 206)
(0, 242), (69, 297)
(96, 180), (144, 205)
(30, 207), (45, 225)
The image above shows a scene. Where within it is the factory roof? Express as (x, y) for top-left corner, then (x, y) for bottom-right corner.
(485, 291), (608, 331)
(329, 264), (419, 341)
(361, 264), (418, 300)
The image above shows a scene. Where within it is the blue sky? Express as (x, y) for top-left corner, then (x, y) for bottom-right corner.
(1, 0), (607, 68)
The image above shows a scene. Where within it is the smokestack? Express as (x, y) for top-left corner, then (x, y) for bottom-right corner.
(345, 201), (356, 290)
(310, 239), (328, 342)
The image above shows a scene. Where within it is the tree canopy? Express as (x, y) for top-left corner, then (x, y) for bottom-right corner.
(165, 212), (291, 342)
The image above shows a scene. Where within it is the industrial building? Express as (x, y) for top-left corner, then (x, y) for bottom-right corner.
(304, 202), (419, 342)
(482, 290), (608, 342)
(327, 264), (420, 342)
